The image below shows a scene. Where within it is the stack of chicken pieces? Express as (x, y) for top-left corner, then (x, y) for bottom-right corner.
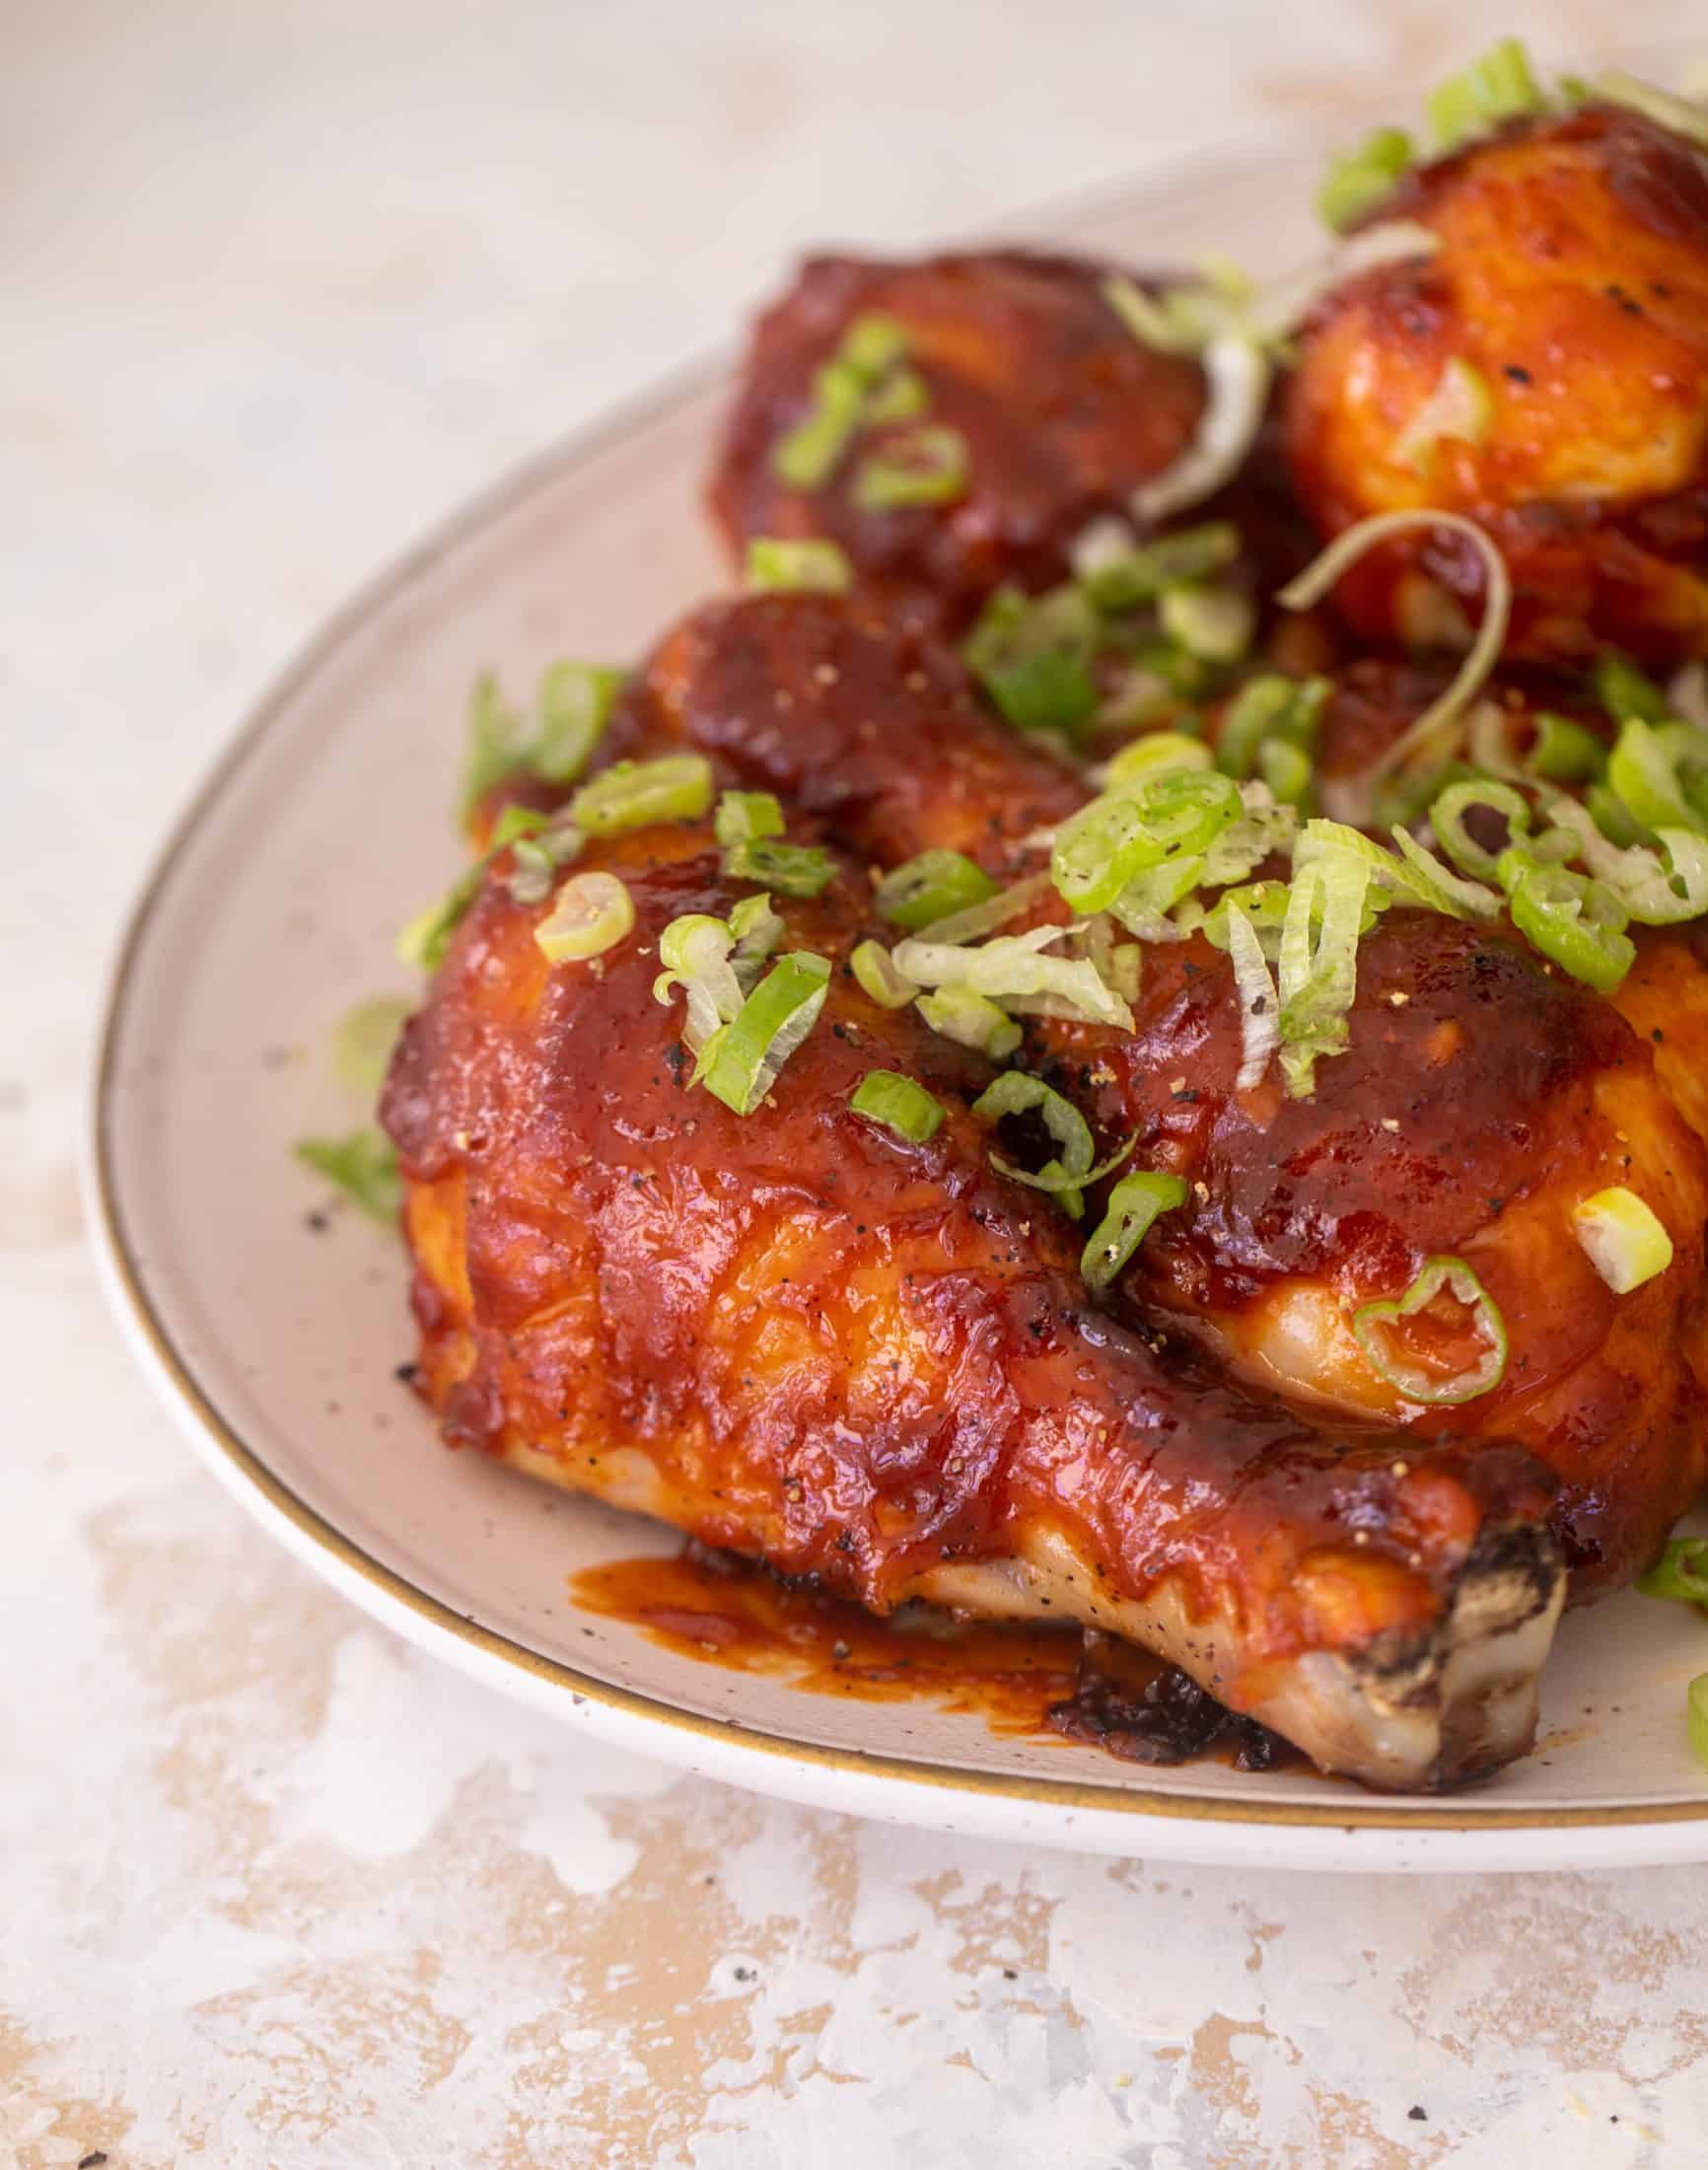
(382, 94), (1708, 1790)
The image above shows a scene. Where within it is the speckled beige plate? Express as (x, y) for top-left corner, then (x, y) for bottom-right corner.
(89, 123), (1708, 1872)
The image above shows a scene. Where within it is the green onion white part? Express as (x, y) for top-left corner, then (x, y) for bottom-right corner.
(1573, 1188), (1674, 1294)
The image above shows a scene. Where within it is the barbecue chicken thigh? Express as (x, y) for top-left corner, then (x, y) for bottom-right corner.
(1285, 102), (1708, 668)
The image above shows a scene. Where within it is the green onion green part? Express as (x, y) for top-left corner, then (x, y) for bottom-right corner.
(1638, 1537), (1708, 1608)
(696, 952), (832, 1115)
(1506, 859), (1636, 992)
(1426, 36), (1547, 151)
(915, 986), (1023, 1061)
(1082, 1170), (1188, 1290)
(1528, 713), (1607, 783)
(745, 537), (855, 595)
(875, 850), (999, 931)
(1351, 1255), (1510, 1405)
(849, 939), (918, 1009)
(853, 424), (970, 510)
(294, 1126), (403, 1225)
(1317, 125), (1415, 232)
(568, 755), (714, 837)
(332, 996), (412, 1097)
(533, 662), (625, 786)
(849, 1068), (947, 1144)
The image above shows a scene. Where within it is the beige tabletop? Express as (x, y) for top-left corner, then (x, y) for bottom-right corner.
(8, 2), (1708, 2162)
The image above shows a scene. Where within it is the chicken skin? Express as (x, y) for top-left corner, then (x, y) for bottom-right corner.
(1284, 104), (1708, 669)
(383, 809), (1563, 1788)
(632, 592), (1708, 1600)
(709, 250), (1208, 627)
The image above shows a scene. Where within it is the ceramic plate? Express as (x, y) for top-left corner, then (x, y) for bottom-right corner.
(90, 120), (1708, 1873)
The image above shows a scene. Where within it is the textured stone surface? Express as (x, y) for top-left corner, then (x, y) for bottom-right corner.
(6, 2), (1708, 2161)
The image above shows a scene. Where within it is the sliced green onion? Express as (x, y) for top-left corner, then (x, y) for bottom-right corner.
(772, 313), (911, 488)
(1352, 1256), (1509, 1404)
(1594, 71), (1708, 154)
(1596, 651), (1672, 725)
(294, 1126), (402, 1225)
(715, 791), (785, 846)
(534, 662), (625, 786)
(1573, 1186), (1674, 1294)
(506, 817), (584, 905)
(725, 839), (835, 898)
(1427, 37), (1547, 150)
(1216, 674), (1329, 780)
(396, 804), (552, 970)
(1182, 877), (1294, 957)
(1158, 583), (1255, 663)
(862, 366), (931, 425)
(1079, 912), (1144, 1002)
(973, 1070), (1103, 1211)
(850, 938), (916, 1009)
(1296, 815), (1493, 920)
(1132, 335), (1272, 527)
(1277, 852), (1371, 1097)
(1528, 713), (1607, 783)
(654, 912), (747, 1049)
(458, 672), (530, 823)
(1638, 1537), (1708, 1608)
(1278, 513), (1511, 791)
(1108, 856), (1205, 940)
(569, 755), (713, 836)
(1506, 862), (1635, 992)
(893, 925), (1134, 1032)
(1429, 778), (1532, 882)
(696, 952), (832, 1115)
(332, 996), (411, 1097)
(730, 892), (785, 981)
(1542, 799), (1708, 925)
(1607, 718), (1708, 837)
(962, 585), (1101, 738)
(916, 987), (1023, 1061)
(1393, 359), (1494, 476)
(1388, 825), (1501, 918)
(853, 425), (970, 510)
(1101, 274), (1204, 358)
(1257, 740), (1314, 811)
(1317, 125), (1415, 233)
(534, 870), (635, 964)
(920, 871), (1054, 947)
(850, 1068), (947, 1144)
(1587, 782), (1655, 850)
(1053, 770), (1242, 912)
(1081, 1170), (1188, 1290)
(745, 538), (854, 595)
(875, 850), (998, 931)
(1226, 900), (1280, 1091)
(1200, 789), (1298, 887)
(1073, 520), (1241, 613)
(1100, 732), (1214, 789)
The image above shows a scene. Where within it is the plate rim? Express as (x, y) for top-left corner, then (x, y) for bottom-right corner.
(85, 148), (1708, 1859)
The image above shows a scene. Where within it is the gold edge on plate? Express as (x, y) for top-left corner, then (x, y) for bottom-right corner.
(84, 269), (1708, 1843)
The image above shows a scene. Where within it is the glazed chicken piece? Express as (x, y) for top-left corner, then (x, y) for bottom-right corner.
(1284, 103), (1708, 668)
(383, 810), (1564, 1788)
(635, 591), (1708, 1599)
(708, 250), (1209, 627)
(1310, 658), (1708, 1153)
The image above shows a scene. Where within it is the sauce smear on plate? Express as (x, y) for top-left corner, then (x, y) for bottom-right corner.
(572, 1545), (1299, 1770)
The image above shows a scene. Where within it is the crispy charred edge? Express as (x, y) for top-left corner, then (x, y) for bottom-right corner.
(492, 1436), (1563, 1790)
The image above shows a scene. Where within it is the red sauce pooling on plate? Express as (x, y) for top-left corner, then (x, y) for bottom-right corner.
(571, 1545), (1301, 1771)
